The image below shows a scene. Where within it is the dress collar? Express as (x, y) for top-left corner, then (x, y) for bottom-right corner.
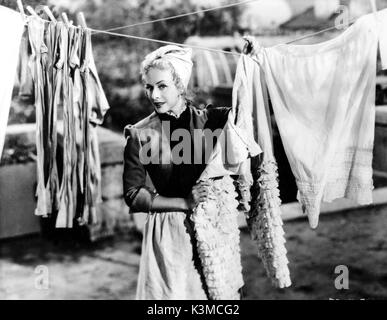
(165, 105), (187, 119)
(157, 100), (192, 122)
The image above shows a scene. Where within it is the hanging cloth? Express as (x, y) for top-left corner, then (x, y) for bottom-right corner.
(16, 30), (34, 99)
(189, 175), (244, 300)
(55, 22), (76, 228)
(45, 21), (64, 214)
(73, 26), (110, 226)
(28, 16), (51, 217)
(29, 18), (63, 216)
(189, 63), (262, 299)
(83, 27), (110, 224)
(56, 24), (110, 227)
(28, 17), (110, 225)
(233, 54), (291, 288)
(0, 6), (25, 158)
(251, 9), (387, 228)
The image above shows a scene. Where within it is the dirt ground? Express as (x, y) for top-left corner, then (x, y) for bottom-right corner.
(1, 204), (387, 300)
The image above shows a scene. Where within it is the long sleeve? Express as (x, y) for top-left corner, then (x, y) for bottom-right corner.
(123, 127), (156, 213)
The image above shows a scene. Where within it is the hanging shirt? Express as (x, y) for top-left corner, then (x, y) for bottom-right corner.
(252, 9), (387, 228)
(0, 6), (25, 158)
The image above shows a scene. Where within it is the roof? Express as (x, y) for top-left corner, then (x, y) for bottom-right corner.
(280, 6), (341, 31)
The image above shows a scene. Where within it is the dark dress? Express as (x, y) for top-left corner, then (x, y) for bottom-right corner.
(123, 101), (230, 299)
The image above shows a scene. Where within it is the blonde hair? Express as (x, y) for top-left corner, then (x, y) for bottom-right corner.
(140, 57), (187, 96)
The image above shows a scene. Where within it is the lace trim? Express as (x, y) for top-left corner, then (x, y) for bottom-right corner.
(236, 174), (253, 213)
(191, 176), (244, 300)
(297, 147), (374, 228)
(248, 160), (291, 288)
(324, 179), (374, 204)
(325, 148), (373, 203)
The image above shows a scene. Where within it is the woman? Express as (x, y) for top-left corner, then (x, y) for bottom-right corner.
(123, 45), (231, 300)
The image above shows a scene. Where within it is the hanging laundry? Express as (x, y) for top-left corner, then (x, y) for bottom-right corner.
(198, 109), (261, 180)
(190, 63), (262, 299)
(56, 22), (75, 228)
(29, 19), (67, 217)
(46, 21), (65, 214)
(84, 27), (110, 224)
(233, 54), (291, 288)
(78, 27), (94, 225)
(72, 26), (109, 226)
(249, 9), (387, 228)
(17, 31), (34, 99)
(190, 175), (244, 300)
(0, 6), (25, 158)
(56, 25), (110, 227)
(27, 16), (109, 226)
(28, 17), (51, 217)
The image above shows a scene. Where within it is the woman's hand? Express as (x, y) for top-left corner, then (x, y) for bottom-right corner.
(186, 181), (212, 210)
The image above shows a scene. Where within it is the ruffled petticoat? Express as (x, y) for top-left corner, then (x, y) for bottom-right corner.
(191, 175), (244, 300)
(248, 160), (291, 288)
(136, 211), (208, 300)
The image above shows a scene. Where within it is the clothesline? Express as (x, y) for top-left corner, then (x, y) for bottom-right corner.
(90, 28), (243, 56)
(89, 16), (361, 55)
(285, 18), (357, 45)
(92, 0), (261, 34)
(19, 4), (380, 57)
(83, 9), (380, 53)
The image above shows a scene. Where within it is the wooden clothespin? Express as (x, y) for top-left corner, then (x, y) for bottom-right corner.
(77, 12), (87, 28)
(43, 5), (57, 22)
(26, 6), (38, 17)
(16, 0), (26, 23)
(62, 12), (70, 27)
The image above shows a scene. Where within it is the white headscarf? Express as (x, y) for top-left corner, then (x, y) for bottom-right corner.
(142, 45), (193, 88)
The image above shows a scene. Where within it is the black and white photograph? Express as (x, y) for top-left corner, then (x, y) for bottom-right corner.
(0, 0), (387, 304)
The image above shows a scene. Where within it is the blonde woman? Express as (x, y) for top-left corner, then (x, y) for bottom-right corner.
(123, 45), (231, 299)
